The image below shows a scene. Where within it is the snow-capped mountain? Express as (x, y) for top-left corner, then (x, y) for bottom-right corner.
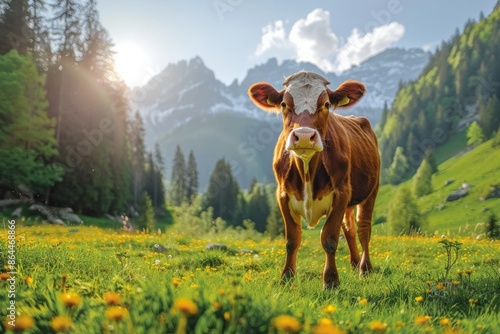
(132, 48), (430, 188)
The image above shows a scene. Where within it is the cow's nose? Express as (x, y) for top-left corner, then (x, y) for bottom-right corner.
(291, 128), (317, 147)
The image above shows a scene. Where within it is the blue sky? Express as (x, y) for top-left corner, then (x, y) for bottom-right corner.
(98, 0), (498, 87)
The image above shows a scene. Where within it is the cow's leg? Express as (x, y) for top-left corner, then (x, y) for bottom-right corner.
(356, 188), (378, 276)
(278, 195), (302, 281)
(321, 196), (349, 289)
(342, 206), (360, 268)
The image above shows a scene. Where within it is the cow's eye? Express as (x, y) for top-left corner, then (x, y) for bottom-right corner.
(280, 102), (287, 110)
(324, 101), (331, 109)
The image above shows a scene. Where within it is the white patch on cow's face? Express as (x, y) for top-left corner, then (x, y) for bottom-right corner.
(285, 74), (328, 115)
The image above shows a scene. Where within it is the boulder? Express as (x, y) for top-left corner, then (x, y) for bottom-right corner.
(484, 185), (500, 200)
(205, 243), (228, 251)
(445, 189), (468, 202)
(29, 203), (52, 218)
(59, 210), (83, 224)
(11, 207), (22, 218)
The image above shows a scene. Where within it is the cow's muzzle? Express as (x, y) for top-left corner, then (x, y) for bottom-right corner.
(285, 127), (323, 160)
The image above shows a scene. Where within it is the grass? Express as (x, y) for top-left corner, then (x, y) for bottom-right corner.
(1, 222), (499, 333)
(374, 139), (500, 236)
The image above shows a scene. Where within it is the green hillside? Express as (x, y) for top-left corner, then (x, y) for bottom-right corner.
(374, 139), (500, 236)
(378, 2), (500, 175)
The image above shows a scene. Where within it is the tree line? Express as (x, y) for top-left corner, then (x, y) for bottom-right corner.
(0, 0), (170, 218)
(378, 2), (500, 185)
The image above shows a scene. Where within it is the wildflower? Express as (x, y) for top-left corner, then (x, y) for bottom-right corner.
(440, 318), (450, 326)
(469, 298), (478, 305)
(104, 292), (121, 306)
(456, 270), (463, 276)
(60, 292), (81, 308)
(224, 311), (230, 321)
(435, 282), (445, 290)
(212, 301), (221, 309)
(415, 296), (424, 302)
(415, 315), (431, 325)
(24, 276), (33, 284)
(426, 280), (433, 286)
(312, 319), (346, 334)
(272, 315), (302, 333)
(451, 280), (460, 286)
(105, 306), (128, 322)
(0, 272), (11, 280)
(50, 315), (73, 332)
(359, 298), (368, 305)
(369, 320), (387, 332)
(322, 304), (337, 314)
(172, 278), (181, 287)
(174, 298), (198, 316)
(465, 270), (472, 276)
(4, 314), (34, 332)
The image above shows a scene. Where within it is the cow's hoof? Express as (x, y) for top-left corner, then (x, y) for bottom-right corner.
(322, 281), (339, 290)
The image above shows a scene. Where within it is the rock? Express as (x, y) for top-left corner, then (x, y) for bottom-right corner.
(11, 207), (22, 218)
(29, 203), (52, 218)
(59, 211), (83, 224)
(48, 216), (66, 225)
(153, 244), (165, 252)
(484, 185), (500, 200)
(445, 189), (468, 202)
(205, 243), (228, 251)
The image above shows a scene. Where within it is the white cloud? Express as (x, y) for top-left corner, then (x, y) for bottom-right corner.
(254, 20), (289, 56)
(335, 22), (405, 72)
(253, 9), (405, 73)
(288, 8), (338, 70)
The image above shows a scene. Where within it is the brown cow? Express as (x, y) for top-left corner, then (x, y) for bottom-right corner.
(248, 71), (380, 289)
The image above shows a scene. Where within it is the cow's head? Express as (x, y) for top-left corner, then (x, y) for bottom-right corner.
(248, 71), (365, 164)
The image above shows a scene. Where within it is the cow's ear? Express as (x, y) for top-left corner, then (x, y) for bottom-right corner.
(327, 80), (366, 109)
(248, 82), (284, 112)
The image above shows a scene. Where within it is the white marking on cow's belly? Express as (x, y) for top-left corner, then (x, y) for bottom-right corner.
(288, 182), (334, 229)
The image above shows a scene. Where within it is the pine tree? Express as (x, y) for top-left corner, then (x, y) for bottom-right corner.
(51, 0), (82, 59)
(152, 143), (166, 207)
(478, 95), (500, 139)
(266, 200), (284, 239)
(185, 150), (199, 204)
(0, 51), (63, 196)
(136, 192), (155, 232)
(485, 214), (499, 239)
(170, 145), (186, 206)
(466, 121), (486, 147)
(413, 158), (433, 197)
(205, 158), (239, 223)
(0, 0), (30, 54)
(387, 187), (424, 235)
(246, 183), (270, 232)
(384, 146), (410, 185)
(130, 111), (146, 207)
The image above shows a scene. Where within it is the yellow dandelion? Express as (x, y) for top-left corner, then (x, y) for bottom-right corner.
(103, 292), (121, 306)
(359, 298), (368, 305)
(312, 320), (346, 334)
(105, 306), (128, 322)
(415, 315), (431, 325)
(465, 270), (472, 276)
(469, 298), (478, 305)
(174, 298), (198, 316)
(60, 292), (81, 308)
(322, 304), (337, 314)
(435, 283), (445, 291)
(0, 272), (11, 280)
(272, 315), (302, 333)
(50, 315), (73, 333)
(369, 320), (387, 332)
(4, 314), (34, 332)
(456, 270), (463, 276)
(440, 318), (450, 326)
(172, 278), (181, 287)
(24, 276), (33, 284)
(224, 311), (231, 321)
(451, 280), (460, 286)
(212, 301), (221, 309)
(426, 280), (433, 286)
(415, 296), (424, 302)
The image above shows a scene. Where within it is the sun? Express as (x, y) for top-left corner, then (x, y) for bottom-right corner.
(113, 43), (151, 88)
